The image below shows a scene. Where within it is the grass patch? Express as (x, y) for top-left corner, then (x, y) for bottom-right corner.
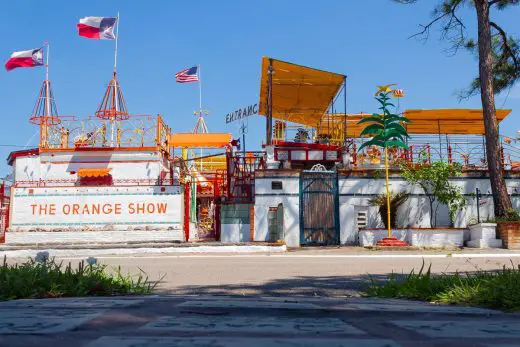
(365, 261), (520, 311)
(0, 255), (158, 300)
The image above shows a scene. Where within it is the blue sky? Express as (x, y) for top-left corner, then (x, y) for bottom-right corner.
(1, 0), (519, 174)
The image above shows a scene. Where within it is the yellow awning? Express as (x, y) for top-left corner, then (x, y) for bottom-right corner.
(169, 133), (232, 148)
(258, 57), (346, 127)
(77, 168), (112, 178)
(317, 109), (512, 137)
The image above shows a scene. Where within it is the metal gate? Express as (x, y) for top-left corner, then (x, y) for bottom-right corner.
(299, 169), (339, 245)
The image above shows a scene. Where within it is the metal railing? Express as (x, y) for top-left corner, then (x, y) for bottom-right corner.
(350, 134), (520, 171)
(13, 178), (179, 188)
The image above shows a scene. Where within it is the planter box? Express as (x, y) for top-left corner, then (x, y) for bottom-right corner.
(409, 228), (464, 248)
(466, 223), (502, 249)
(359, 229), (407, 247)
(359, 228), (464, 248)
(497, 222), (520, 249)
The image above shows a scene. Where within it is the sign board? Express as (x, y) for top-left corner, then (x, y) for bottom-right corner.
(10, 186), (182, 231)
(225, 103), (258, 124)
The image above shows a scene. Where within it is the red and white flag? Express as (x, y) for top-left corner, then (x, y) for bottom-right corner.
(4, 48), (44, 71)
(77, 16), (117, 40)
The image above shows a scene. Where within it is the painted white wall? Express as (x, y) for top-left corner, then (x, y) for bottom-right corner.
(221, 224), (250, 243)
(339, 176), (520, 245)
(12, 150), (169, 182)
(254, 177), (300, 247)
(14, 155), (41, 182)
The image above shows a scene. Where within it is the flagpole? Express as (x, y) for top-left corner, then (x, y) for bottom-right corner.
(114, 12), (120, 74)
(111, 12), (120, 146)
(44, 41), (50, 148)
(45, 41), (49, 82)
(198, 64), (202, 112)
(198, 64), (202, 170)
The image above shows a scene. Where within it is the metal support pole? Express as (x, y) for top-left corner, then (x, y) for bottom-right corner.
(476, 187), (481, 223)
(266, 59), (274, 146)
(343, 78), (347, 146)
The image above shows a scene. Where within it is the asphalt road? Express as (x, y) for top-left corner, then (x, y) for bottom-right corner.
(48, 252), (520, 297)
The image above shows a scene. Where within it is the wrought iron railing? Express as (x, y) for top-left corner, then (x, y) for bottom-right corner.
(13, 178), (179, 188)
(350, 134), (520, 171)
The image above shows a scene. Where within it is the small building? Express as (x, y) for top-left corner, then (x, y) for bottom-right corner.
(250, 57), (520, 247)
(5, 73), (183, 242)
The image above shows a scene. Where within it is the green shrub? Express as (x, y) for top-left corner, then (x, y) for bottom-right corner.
(0, 255), (157, 300)
(365, 261), (520, 311)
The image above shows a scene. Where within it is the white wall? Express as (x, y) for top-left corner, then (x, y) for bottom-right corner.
(12, 150), (169, 182)
(339, 176), (520, 244)
(254, 176), (300, 247)
(9, 185), (182, 232)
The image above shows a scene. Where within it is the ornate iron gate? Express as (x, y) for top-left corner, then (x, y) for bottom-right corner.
(299, 169), (339, 245)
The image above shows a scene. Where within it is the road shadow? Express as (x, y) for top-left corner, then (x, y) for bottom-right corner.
(153, 274), (400, 297)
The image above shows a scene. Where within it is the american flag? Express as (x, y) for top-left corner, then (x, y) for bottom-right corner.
(175, 66), (199, 83)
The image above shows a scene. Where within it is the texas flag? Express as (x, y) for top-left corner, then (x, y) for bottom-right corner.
(77, 16), (117, 40)
(4, 48), (44, 71)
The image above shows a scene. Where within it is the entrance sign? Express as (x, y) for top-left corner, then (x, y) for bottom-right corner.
(225, 103), (258, 124)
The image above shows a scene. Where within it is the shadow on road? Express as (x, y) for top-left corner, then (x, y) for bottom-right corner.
(154, 274), (398, 297)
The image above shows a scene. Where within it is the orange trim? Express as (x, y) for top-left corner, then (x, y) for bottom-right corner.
(77, 168), (112, 178)
(39, 146), (160, 153)
(169, 133), (232, 148)
(40, 160), (161, 165)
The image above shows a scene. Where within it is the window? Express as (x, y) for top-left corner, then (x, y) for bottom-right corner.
(271, 181), (283, 190)
(357, 211), (367, 229)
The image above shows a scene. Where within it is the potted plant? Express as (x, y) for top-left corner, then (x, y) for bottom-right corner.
(316, 133), (332, 144)
(369, 192), (409, 229)
(495, 209), (520, 249)
(274, 121), (286, 142)
(294, 128), (309, 143)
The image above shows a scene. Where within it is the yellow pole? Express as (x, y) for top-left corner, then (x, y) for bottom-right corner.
(384, 147), (391, 238)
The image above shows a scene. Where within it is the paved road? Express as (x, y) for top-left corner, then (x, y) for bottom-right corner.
(0, 295), (519, 347)
(31, 251), (520, 297)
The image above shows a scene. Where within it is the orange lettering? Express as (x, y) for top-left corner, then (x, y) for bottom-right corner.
(102, 204), (113, 214)
(81, 204), (90, 215)
(147, 204), (155, 214)
(72, 204), (80, 214)
(92, 204), (100, 215)
(114, 203), (122, 215)
(31, 204), (37, 215)
(136, 203), (145, 214)
(63, 204), (71, 215)
(49, 204), (56, 215)
(128, 203), (135, 214)
(157, 203), (167, 214)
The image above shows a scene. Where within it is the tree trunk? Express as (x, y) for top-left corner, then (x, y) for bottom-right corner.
(475, 0), (512, 217)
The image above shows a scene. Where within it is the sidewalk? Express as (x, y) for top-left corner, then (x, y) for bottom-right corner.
(0, 295), (518, 347)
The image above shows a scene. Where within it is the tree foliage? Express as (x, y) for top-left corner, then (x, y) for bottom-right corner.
(400, 162), (466, 227)
(395, 0), (520, 98)
(358, 91), (411, 151)
(369, 191), (409, 229)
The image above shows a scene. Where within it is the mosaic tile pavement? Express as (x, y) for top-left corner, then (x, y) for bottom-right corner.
(0, 296), (518, 347)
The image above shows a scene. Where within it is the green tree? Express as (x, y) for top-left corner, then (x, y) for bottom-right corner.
(369, 191), (409, 229)
(358, 88), (411, 237)
(395, 0), (520, 218)
(401, 161), (466, 228)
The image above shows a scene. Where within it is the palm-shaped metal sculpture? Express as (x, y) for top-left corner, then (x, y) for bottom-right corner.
(358, 87), (411, 240)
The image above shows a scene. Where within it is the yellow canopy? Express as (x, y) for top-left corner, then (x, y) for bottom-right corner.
(169, 133), (232, 148)
(318, 109), (512, 137)
(258, 57), (346, 127)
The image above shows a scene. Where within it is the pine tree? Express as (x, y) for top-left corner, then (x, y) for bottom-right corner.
(395, 0), (520, 217)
